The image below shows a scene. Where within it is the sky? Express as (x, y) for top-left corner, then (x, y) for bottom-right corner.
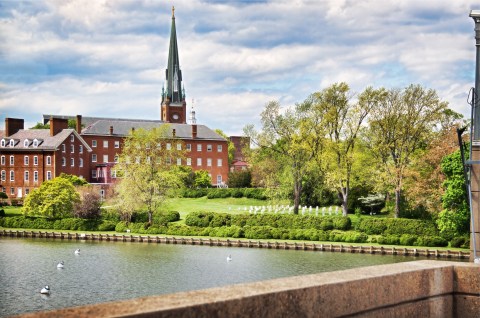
(0, 0), (479, 136)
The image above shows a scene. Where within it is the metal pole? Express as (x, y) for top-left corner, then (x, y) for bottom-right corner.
(471, 10), (480, 139)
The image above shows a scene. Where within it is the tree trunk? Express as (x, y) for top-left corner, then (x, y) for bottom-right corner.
(293, 179), (301, 214)
(338, 188), (348, 217)
(394, 188), (401, 218)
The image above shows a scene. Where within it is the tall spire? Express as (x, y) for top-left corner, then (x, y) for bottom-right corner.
(165, 5), (183, 103)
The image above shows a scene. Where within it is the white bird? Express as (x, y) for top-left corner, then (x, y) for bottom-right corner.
(227, 255), (232, 262)
(74, 249), (80, 255)
(57, 261), (64, 269)
(40, 286), (50, 294)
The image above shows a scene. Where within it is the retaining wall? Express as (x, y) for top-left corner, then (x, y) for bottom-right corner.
(13, 260), (480, 318)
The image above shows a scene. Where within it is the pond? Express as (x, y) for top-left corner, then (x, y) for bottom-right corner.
(0, 237), (440, 317)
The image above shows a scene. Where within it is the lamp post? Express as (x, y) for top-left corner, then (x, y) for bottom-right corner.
(470, 10), (480, 139)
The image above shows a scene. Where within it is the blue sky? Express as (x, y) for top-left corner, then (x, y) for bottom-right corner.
(0, 0), (479, 135)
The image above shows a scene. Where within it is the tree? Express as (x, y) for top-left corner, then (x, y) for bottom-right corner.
(194, 170), (212, 188)
(58, 173), (88, 186)
(30, 122), (50, 129)
(215, 129), (235, 165)
(244, 99), (323, 214)
(22, 177), (80, 218)
(436, 148), (470, 239)
(115, 126), (185, 224)
(308, 83), (385, 216)
(228, 170), (252, 188)
(366, 84), (448, 217)
(74, 186), (102, 219)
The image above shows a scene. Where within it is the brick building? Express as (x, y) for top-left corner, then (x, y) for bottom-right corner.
(0, 8), (231, 200)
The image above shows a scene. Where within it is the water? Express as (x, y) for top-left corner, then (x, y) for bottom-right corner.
(0, 237), (435, 317)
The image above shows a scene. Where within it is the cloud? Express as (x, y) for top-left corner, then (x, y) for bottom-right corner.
(1, 0), (479, 135)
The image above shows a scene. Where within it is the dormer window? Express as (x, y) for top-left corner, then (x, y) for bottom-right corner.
(0, 139), (6, 147)
(33, 139), (38, 147)
(24, 139), (30, 148)
(9, 139), (15, 147)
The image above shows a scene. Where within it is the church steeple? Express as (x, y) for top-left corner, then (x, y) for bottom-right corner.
(161, 6), (187, 123)
(165, 6), (183, 104)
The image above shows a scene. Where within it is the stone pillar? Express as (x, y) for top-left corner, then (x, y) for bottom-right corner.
(471, 143), (480, 262)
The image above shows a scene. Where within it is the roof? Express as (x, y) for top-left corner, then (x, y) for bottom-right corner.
(81, 119), (226, 141)
(0, 129), (92, 152)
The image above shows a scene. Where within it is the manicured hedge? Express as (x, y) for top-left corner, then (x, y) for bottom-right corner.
(185, 212), (352, 231)
(0, 216), (115, 231)
(355, 218), (438, 236)
(181, 188), (268, 200)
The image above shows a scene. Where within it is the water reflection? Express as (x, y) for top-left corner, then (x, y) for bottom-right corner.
(0, 237), (435, 317)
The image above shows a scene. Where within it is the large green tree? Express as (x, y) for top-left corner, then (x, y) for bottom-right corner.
(23, 177), (80, 218)
(244, 100), (323, 214)
(366, 84), (448, 217)
(307, 83), (385, 216)
(115, 126), (185, 224)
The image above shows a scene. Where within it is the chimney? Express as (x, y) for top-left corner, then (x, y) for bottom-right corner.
(49, 117), (68, 136)
(172, 128), (176, 137)
(76, 115), (82, 134)
(109, 126), (114, 135)
(5, 118), (24, 137)
(192, 124), (197, 139)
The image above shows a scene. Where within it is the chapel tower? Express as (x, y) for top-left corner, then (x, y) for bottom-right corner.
(161, 6), (187, 123)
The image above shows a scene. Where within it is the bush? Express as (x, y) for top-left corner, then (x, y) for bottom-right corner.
(101, 209), (121, 222)
(377, 235), (400, 245)
(115, 222), (129, 232)
(181, 188), (208, 198)
(208, 226), (244, 238)
(206, 189), (231, 199)
(399, 234), (418, 246)
(131, 211), (149, 223)
(0, 209), (5, 217)
(243, 188), (267, 200)
(185, 211), (215, 227)
(153, 211), (180, 225)
(355, 218), (438, 236)
(97, 220), (117, 231)
(415, 236), (448, 247)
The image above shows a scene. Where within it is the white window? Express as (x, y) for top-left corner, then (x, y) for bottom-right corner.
(70, 158), (74, 167)
(33, 139), (39, 147)
(10, 187), (14, 195)
(92, 170), (97, 178)
(1, 170), (5, 181)
(186, 158), (191, 166)
(62, 144), (65, 152)
(25, 188), (29, 195)
(92, 154), (97, 162)
(0, 156), (4, 165)
(24, 156), (29, 165)
(103, 140), (108, 148)
(79, 158), (83, 167)
(207, 158), (212, 167)
(46, 171), (52, 180)
(176, 158), (182, 165)
(10, 170), (14, 181)
(34, 171), (38, 182)
(217, 159), (222, 167)
(23, 139), (29, 147)
(177, 143), (182, 150)
(62, 157), (66, 166)
(217, 145), (223, 152)
(70, 144), (74, 153)
(114, 141), (120, 148)
(166, 143), (171, 150)
(197, 144), (202, 151)
(70, 134), (74, 142)
(24, 171), (29, 181)
(217, 175), (222, 185)
(197, 158), (202, 166)
(111, 170), (117, 178)
(9, 156), (14, 165)
(207, 144), (212, 152)
(46, 156), (51, 165)
(33, 156), (38, 166)
(92, 140), (97, 147)
(79, 145), (83, 154)
(103, 155), (108, 163)
(9, 139), (15, 147)
(0, 139), (5, 147)
(186, 144), (191, 151)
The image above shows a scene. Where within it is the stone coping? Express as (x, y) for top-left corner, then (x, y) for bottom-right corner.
(12, 260), (480, 318)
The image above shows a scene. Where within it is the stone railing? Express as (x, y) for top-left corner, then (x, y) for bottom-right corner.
(13, 260), (480, 318)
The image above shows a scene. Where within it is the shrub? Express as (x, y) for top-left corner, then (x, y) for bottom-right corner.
(185, 211), (215, 227)
(0, 209), (5, 217)
(333, 217), (351, 231)
(243, 188), (267, 200)
(355, 218), (438, 236)
(206, 189), (231, 199)
(243, 226), (274, 239)
(399, 234), (418, 246)
(181, 188), (208, 198)
(210, 213), (231, 227)
(131, 211), (149, 223)
(101, 209), (121, 222)
(115, 222), (129, 232)
(74, 189), (102, 219)
(153, 211), (180, 225)
(377, 235), (400, 245)
(415, 236), (448, 247)
(231, 188), (244, 198)
(208, 226), (243, 238)
(97, 221), (117, 231)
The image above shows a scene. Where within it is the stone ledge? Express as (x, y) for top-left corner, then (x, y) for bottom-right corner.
(13, 260), (480, 318)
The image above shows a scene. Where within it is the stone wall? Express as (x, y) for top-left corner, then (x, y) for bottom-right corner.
(14, 260), (480, 318)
